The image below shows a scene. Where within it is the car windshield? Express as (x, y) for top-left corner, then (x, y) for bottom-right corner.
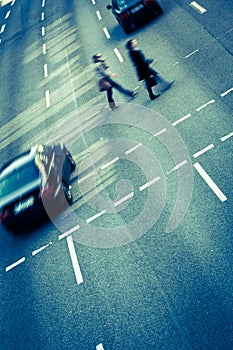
(0, 161), (40, 197)
(113, 0), (140, 11)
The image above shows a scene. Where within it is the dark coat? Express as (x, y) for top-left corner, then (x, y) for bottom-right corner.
(128, 49), (153, 81)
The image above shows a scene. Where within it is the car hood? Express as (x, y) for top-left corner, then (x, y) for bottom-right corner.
(0, 178), (41, 209)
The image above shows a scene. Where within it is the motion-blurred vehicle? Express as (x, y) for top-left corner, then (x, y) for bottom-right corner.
(0, 144), (76, 228)
(106, 0), (163, 34)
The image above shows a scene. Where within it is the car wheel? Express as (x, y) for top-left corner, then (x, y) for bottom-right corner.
(66, 152), (76, 172)
(63, 183), (73, 204)
(154, 4), (163, 15)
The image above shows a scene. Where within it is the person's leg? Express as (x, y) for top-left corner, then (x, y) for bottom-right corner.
(148, 67), (174, 88)
(107, 88), (118, 109)
(144, 78), (160, 100)
(108, 78), (136, 98)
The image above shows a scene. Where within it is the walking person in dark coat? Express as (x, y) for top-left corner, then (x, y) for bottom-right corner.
(126, 39), (174, 100)
(92, 53), (138, 110)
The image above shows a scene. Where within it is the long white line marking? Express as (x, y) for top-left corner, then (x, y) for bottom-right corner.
(58, 224), (80, 240)
(185, 49), (199, 58)
(6, 257), (26, 272)
(125, 143), (142, 155)
(114, 192), (134, 207)
(220, 87), (233, 97)
(43, 63), (48, 78)
(67, 236), (83, 285)
(167, 160), (188, 174)
(103, 27), (110, 39)
(0, 24), (6, 34)
(172, 113), (191, 126)
(45, 90), (50, 107)
(114, 48), (124, 63)
(96, 344), (104, 350)
(190, 1), (207, 14)
(220, 131), (233, 142)
(193, 144), (214, 158)
(101, 157), (119, 170)
(86, 210), (106, 224)
(153, 128), (167, 137)
(139, 177), (160, 191)
(32, 242), (52, 256)
(5, 11), (11, 19)
(194, 162), (227, 202)
(96, 10), (102, 20)
(41, 26), (45, 36)
(42, 43), (47, 55)
(196, 99), (215, 112)
(78, 171), (96, 184)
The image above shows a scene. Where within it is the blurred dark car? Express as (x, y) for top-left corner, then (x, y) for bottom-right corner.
(0, 144), (76, 228)
(106, 0), (163, 33)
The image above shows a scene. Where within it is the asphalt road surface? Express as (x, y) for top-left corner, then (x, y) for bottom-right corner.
(0, 0), (232, 349)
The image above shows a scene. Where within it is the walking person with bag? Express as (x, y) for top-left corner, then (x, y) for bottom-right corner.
(125, 39), (174, 100)
(92, 53), (138, 110)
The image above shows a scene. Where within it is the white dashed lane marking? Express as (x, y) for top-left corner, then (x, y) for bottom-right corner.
(220, 131), (233, 142)
(193, 144), (214, 158)
(58, 225), (80, 240)
(114, 48), (124, 63)
(86, 210), (107, 224)
(66, 236), (83, 285)
(6, 257), (26, 272)
(167, 160), (188, 175)
(220, 87), (233, 97)
(96, 344), (104, 350)
(96, 10), (102, 20)
(190, 1), (207, 14)
(139, 177), (161, 191)
(185, 49), (199, 58)
(196, 99), (215, 112)
(103, 27), (110, 39)
(114, 192), (134, 207)
(172, 114), (192, 126)
(32, 242), (52, 256)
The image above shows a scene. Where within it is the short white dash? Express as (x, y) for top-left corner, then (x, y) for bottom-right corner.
(153, 128), (167, 137)
(42, 0), (45, 7)
(41, 26), (45, 36)
(190, 1), (207, 14)
(45, 90), (51, 108)
(5, 11), (11, 19)
(196, 99), (215, 112)
(220, 131), (233, 142)
(139, 177), (160, 191)
(194, 162), (227, 202)
(41, 12), (45, 21)
(86, 210), (106, 224)
(114, 192), (134, 207)
(42, 43), (47, 55)
(193, 144), (214, 158)
(91, 0), (96, 4)
(6, 257), (25, 272)
(101, 157), (119, 170)
(114, 48), (124, 63)
(84, 111), (100, 121)
(0, 24), (6, 34)
(59, 225), (80, 240)
(96, 10), (102, 20)
(78, 171), (96, 184)
(185, 49), (199, 58)
(220, 87), (233, 97)
(125, 143), (142, 155)
(67, 236), (83, 285)
(32, 242), (52, 256)
(43, 63), (48, 78)
(103, 27), (110, 39)
(96, 344), (104, 350)
(167, 160), (188, 174)
(11, 0), (16, 6)
(172, 114), (191, 126)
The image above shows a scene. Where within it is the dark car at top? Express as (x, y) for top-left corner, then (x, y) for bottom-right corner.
(0, 144), (76, 228)
(106, 0), (163, 34)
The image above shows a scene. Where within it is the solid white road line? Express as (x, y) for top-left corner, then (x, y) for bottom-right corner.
(86, 210), (106, 224)
(125, 143), (142, 154)
(196, 99), (215, 112)
(114, 192), (134, 207)
(185, 49), (199, 58)
(6, 257), (26, 272)
(193, 144), (214, 158)
(172, 114), (191, 126)
(32, 242), (52, 256)
(114, 48), (124, 63)
(58, 224), (80, 240)
(45, 90), (50, 107)
(167, 160), (188, 174)
(67, 236), (83, 285)
(103, 27), (110, 39)
(153, 128), (167, 137)
(96, 344), (104, 350)
(101, 157), (119, 170)
(194, 162), (227, 202)
(190, 1), (207, 14)
(220, 131), (233, 142)
(220, 87), (233, 97)
(96, 10), (102, 20)
(139, 177), (160, 191)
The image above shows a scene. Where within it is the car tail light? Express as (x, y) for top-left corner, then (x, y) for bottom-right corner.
(143, 0), (154, 5)
(120, 12), (129, 20)
(0, 209), (10, 222)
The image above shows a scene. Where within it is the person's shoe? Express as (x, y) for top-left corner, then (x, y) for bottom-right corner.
(129, 91), (138, 99)
(150, 94), (160, 100)
(111, 105), (119, 110)
(162, 80), (175, 91)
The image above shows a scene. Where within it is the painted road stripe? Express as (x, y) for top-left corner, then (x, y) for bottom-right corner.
(193, 144), (214, 158)
(86, 210), (106, 224)
(42, 43), (47, 55)
(43, 63), (48, 78)
(41, 26), (45, 36)
(42, 0), (45, 7)
(96, 10), (102, 20)
(220, 87), (233, 97)
(59, 225), (80, 240)
(196, 99), (215, 112)
(185, 49), (199, 58)
(125, 143), (142, 155)
(101, 157), (119, 170)
(0, 24), (6, 34)
(6, 257), (26, 272)
(220, 131), (233, 142)
(11, 0), (16, 5)
(194, 162), (227, 202)
(103, 27), (110, 39)
(32, 242), (52, 256)
(114, 48), (124, 63)
(41, 12), (45, 21)
(139, 177), (160, 191)
(91, 0), (96, 4)
(153, 128), (167, 137)
(96, 344), (104, 350)
(172, 113), (191, 126)
(5, 11), (11, 19)
(45, 90), (50, 107)
(114, 192), (134, 207)
(78, 171), (96, 184)
(190, 1), (207, 14)
(67, 236), (83, 285)
(167, 160), (188, 174)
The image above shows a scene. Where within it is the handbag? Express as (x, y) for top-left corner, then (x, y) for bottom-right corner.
(98, 78), (112, 92)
